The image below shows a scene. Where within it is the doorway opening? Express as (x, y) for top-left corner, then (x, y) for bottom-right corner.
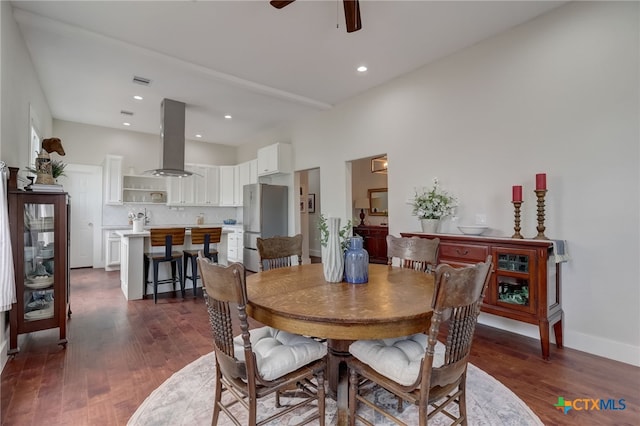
(350, 154), (388, 226)
(295, 167), (320, 264)
(349, 154), (389, 264)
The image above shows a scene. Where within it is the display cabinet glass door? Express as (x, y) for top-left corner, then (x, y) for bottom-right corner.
(493, 248), (537, 314)
(23, 202), (57, 322)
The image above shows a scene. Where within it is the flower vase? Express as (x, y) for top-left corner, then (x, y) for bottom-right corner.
(344, 236), (369, 284)
(421, 218), (440, 233)
(322, 217), (344, 282)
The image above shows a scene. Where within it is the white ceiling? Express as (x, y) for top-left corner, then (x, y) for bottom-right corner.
(11, 0), (564, 147)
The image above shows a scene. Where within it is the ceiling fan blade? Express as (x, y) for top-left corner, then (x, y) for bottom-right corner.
(343, 0), (362, 33)
(270, 0), (296, 9)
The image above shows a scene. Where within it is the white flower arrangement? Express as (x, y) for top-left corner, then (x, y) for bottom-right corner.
(411, 178), (458, 220)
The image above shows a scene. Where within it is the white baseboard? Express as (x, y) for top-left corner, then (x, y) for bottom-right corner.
(565, 330), (640, 367)
(479, 313), (640, 367)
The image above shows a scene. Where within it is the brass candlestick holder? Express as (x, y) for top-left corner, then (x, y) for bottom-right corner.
(534, 189), (548, 240)
(511, 201), (523, 239)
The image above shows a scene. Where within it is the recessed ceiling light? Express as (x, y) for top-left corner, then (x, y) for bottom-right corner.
(195, 134), (202, 138)
(123, 122), (131, 126)
(133, 95), (143, 100)
(357, 65), (368, 73)
(224, 115), (232, 120)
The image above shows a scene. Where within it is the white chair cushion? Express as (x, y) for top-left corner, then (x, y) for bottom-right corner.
(349, 334), (445, 386)
(234, 326), (326, 381)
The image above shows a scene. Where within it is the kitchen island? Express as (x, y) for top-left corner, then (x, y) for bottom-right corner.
(116, 226), (232, 301)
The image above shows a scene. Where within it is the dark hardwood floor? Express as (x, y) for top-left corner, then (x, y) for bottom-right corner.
(1, 268), (638, 425)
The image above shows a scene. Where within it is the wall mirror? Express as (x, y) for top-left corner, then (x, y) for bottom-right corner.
(368, 188), (388, 216)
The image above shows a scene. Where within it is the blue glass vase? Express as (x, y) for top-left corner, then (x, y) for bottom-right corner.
(344, 236), (369, 284)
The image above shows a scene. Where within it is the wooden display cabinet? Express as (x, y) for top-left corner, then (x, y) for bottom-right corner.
(401, 232), (563, 360)
(8, 190), (70, 354)
(353, 225), (388, 264)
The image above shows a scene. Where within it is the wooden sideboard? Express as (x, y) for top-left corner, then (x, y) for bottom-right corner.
(353, 225), (388, 264)
(401, 232), (563, 360)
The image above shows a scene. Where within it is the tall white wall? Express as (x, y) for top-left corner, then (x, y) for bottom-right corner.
(246, 2), (640, 365)
(0, 1), (52, 167)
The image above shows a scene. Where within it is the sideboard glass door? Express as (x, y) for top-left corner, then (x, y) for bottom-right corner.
(494, 249), (537, 314)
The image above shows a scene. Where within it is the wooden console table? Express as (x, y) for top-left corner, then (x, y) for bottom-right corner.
(353, 225), (388, 264)
(402, 232), (563, 360)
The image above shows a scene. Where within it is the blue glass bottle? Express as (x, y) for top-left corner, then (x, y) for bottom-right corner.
(344, 236), (369, 284)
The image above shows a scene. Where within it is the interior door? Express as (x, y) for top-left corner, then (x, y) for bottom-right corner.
(58, 164), (102, 268)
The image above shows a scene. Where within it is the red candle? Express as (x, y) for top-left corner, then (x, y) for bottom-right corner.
(512, 185), (522, 202)
(536, 173), (547, 190)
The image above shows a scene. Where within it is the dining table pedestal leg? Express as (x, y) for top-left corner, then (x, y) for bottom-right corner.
(327, 339), (353, 426)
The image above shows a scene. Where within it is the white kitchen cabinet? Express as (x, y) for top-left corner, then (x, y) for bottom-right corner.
(167, 171), (195, 206)
(204, 166), (220, 205)
(105, 229), (126, 271)
(219, 166), (237, 206)
(166, 177), (183, 205)
(227, 228), (244, 263)
(257, 143), (292, 176)
(195, 165), (220, 205)
(236, 159), (257, 205)
(190, 165), (208, 205)
(103, 155), (123, 205)
(168, 164), (219, 206)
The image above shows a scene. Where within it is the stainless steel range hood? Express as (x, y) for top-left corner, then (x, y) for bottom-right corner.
(145, 98), (192, 177)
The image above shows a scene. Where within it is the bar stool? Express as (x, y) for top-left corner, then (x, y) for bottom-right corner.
(183, 227), (222, 297)
(144, 227), (186, 303)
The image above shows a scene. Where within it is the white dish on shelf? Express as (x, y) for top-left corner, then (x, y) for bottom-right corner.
(25, 275), (54, 289)
(27, 299), (51, 311)
(457, 225), (489, 236)
(25, 306), (54, 320)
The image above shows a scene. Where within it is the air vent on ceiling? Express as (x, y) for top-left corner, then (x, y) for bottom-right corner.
(132, 75), (151, 86)
(120, 110), (134, 116)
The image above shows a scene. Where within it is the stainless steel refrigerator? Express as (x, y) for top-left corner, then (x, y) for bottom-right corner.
(243, 183), (288, 272)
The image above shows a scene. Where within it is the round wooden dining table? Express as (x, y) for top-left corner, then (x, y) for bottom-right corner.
(246, 263), (435, 426)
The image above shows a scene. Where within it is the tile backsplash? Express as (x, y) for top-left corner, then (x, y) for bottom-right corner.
(103, 204), (241, 227)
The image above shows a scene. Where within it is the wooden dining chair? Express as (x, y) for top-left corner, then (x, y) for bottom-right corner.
(256, 233), (314, 406)
(386, 234), (440, 273)
(197, 255), (327, 426)
(256, 234), (303, 272)
(183, 227), (222, 297)
(143, 227), (186, 304)
(347, 256), (493, 426)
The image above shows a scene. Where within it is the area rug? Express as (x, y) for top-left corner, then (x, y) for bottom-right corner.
(128, 352), (543, 426)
